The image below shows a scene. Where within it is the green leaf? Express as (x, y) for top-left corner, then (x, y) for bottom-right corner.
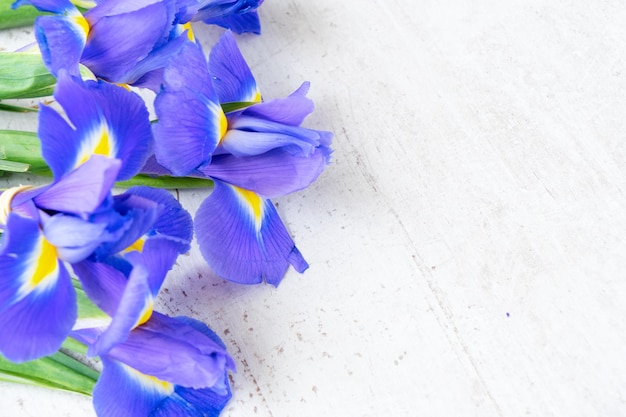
(0, 350), (97, 396)
(0, 159), (30, 172)
(0, 0), (47, 29)
(0, 102), (39, 113)
(0, 130), (50, 173)
(0, 52), (57, 99)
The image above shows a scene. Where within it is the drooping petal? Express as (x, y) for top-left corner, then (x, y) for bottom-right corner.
(153, 42), (225, 175)
(33, 155), (121, 216)
(72, 259), (126, 317)
(84, 251), (151, 356)
(12, 0), (75, 13)
(195, 181), (308, 285)
(189, 0), (263, 24)
(43, 74), (152, 180)
(198, 147), (331, 198)
(120, 32), (189, 89)
(0, 214), (76, 362)
(74, 311), (234, 389)
(93, 356), (232, 417)
(32, 14), (87, 77)
(82, 0), (174, 83)
(208, 30), (259, 104)
(93, 357), (174, 417)
(151, 382), (232, 417)
(204, 9), (261, 34)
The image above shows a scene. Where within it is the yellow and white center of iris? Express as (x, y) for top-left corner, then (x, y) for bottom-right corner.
(70, 11), (90, 40)
(76, 122), (115, 168)
(18, 235), (59, 298)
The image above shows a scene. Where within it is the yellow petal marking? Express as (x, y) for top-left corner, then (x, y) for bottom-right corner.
(78, 124), (112, 166)
(123, 237), (146, 254)
(126, 363), (174, 394)
(183, 22), (195, 42)
(30, 237), (59, 288)
(72, 14), (90, 39)
(233, 186), (263, 230)
(93, 126), (111, 156)
(218, 108), (228, 141)
(134, 298), (154, 328)
(253, 89), (262, 103)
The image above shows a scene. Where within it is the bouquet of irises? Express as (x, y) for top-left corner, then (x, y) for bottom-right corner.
(0, 0), (332, 415)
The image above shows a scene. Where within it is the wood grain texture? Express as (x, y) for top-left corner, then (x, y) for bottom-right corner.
(1, 1), (626, 416)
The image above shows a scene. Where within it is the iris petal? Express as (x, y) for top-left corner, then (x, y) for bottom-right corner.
(85, 252), (151, 356)
(82, 1), (172, 82)
(12, 0), (75, 14)
(32, 15), (86, 77)
(208, 30), (260, 104)
(0, 214), (76, 362)
(47, 74), (152, 180)
(195, 181), (308, 285)
(42, 213), (112, 263)
(242, 82), (314, 126)
(154, 42), (224, 175)
(123, 186), (194, 253)
(204, 10), (261, 34)
(199, 147), (331, 198)
(219, 116), (321, 157)
(93, 357), (172, 417)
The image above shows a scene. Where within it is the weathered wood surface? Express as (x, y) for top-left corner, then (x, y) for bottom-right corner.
(1, 1), (626, 415)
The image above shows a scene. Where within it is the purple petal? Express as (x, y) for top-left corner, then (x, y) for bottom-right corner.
(0, 214), (76, 362)
(47, 74), (153, 180)
(41, 213), (112, 263)
(86, 251), (151, 356)
(204, 10), (261, 34)
(73, 260), (126, 316)
(154, 43), (224, 175)
(93, 357), (172, 417)
(33, 155), (120, 215)
(190, 0), (263, 23)
(195, 181), (308, 285)
(82, 1), (173, 83)
(12, 0), (74, 13)
(103, 312), (234, 389)
(208, 30), (259, 104)
(123, 186), (193, 252)
(198, 147), (331, 198)
(219, 115), (322, 157)
(32, 14), (86, 77)
(152, 383), (232, 417)
(242, 82), (314, 126)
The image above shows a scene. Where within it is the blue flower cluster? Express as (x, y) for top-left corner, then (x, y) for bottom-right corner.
(0, 0), (332, 415)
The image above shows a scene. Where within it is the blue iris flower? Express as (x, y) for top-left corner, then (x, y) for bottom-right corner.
(150, 32), (332, 286)
(0, 73), (153, 362)
(13, 0), (188, 89)
(71, 264), (234, 417)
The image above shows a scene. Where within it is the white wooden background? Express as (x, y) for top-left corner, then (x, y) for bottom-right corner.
(2, 1), (626, 416)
